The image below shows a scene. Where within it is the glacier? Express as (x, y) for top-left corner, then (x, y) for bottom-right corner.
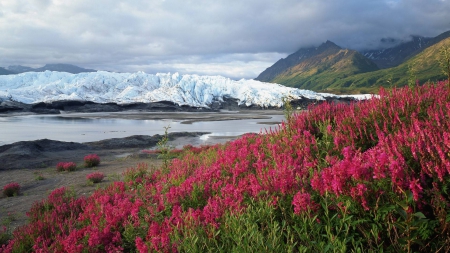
(0, 71), (365, 108)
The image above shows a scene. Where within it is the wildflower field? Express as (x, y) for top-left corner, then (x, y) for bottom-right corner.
(2, 81), (450, 252)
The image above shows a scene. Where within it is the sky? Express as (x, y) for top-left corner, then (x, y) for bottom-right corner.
(0, 0), (449, 80)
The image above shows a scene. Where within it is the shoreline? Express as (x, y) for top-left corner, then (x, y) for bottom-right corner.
(0, 95), (355, 115)
(0, 132), (235, 171)
(0, 110), (285, 146)
(0, 110), (287, 229)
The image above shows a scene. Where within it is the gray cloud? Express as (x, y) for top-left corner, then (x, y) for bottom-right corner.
(0, 0), (449, 79)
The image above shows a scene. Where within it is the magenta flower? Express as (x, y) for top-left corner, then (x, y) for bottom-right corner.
(86, 172), (105, 183)
(84, 154), (100, 168)
(3, 182), (20, 197)
(292, 192), (317, 215)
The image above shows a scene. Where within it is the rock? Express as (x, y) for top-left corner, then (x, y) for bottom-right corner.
(0, 100), (29, 113)
(85, 132), (209, 150)
(0, 132), (210, 170)
(0, 139), (91, 170)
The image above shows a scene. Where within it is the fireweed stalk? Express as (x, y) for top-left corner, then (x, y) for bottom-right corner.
(84, 154), (100, 168)
(86, 172), (105, 184)
(56, 162), (77, 172)
(2, 183), (20, 197)
(2, 80), (450, 252)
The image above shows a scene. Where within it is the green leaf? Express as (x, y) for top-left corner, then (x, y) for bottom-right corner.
(413, 212), (426, 219)
(396, 207), (407, 220)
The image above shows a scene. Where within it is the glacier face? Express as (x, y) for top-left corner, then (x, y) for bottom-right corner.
(0, 71), (341, 108)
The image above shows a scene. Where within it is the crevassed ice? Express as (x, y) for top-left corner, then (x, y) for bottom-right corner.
(0, 71), (347, 108)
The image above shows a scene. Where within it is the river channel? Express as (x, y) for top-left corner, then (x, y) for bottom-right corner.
(0, 111), (285, 146)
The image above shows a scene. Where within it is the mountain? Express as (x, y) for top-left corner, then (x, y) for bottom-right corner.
(6, 64), (97, 74)
(6, 65), (35, 73)
(255, 41), (379, 91)
(361, 31), (450, 69)
(325, 36), (450, 93)
(0, 71), (359, 108)
(256, 30), (450, 93)
(0, 67), (15, 75)
(34, 64), (97, 74)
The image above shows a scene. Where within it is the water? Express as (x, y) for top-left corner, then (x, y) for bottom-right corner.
(0, 112), (284, 146)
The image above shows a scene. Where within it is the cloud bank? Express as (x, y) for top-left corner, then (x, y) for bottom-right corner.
(0, 0), (449, 79)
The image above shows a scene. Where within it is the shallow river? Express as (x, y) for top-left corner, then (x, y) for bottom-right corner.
(0, 112), (285, 146)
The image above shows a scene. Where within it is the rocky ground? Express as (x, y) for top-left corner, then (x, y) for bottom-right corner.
(0, 96), (355, 114)
(0, 132), (208, 171)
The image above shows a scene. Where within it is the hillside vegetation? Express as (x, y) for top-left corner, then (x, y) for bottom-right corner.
(272, 49), (379, 91)
(323, 38), (450, 94)
(256, 32), (450, 94)
(2, 81), (450, 252)
(256, 41), (379, 92)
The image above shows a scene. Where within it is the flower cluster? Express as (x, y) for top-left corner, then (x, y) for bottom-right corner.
(2, 182), (20, 197)
(56, 162), (77, 172)
(86, 172), (105, 183)
(84, 154), (100, 168)
(3, 81), (450, 252)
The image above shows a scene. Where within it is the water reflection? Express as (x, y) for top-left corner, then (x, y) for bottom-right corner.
(0, 113), (284, 145)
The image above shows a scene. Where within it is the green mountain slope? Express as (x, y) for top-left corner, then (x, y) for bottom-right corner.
(256, 41), (379, 91)
(257, 31), (450, 94)
(323, 37), (450, 94)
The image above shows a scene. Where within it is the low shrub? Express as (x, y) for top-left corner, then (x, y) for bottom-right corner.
(0, 226), (11, 246)
(84, 154), (100, 168)
(86, 172), (105, 184)
(56, 162), (65, 172)
(3, 183), (20, 197)
(141, 149), (160, 154)
(56, 162), (77, 172)
(34, 172), (45, 181)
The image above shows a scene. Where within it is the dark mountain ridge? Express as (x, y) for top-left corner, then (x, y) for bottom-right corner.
(361, 31), (450, 69)
(3, 64), (97, 75)
(0, 67), (16, 75)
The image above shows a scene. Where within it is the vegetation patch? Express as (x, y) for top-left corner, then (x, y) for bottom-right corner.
(2, 81), (450, 252)
(86, 172), (105, 184)
(84, 154), (100, 168)
(56, 162), (77, 172)
(2, 183), (20, 197)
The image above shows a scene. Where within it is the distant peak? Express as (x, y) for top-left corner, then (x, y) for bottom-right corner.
(318, 40), (341, 50)
(43, 63), (76, 67)
(410, 35), (425, 39)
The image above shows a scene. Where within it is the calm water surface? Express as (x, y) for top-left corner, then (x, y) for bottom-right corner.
(0, 112), (284, 146)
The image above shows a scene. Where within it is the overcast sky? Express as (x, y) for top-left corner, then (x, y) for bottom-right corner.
(0, 0), (449, 79)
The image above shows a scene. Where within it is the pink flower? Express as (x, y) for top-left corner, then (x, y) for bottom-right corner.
(409, 178), (423, 201)
(135, 237), (148, 253)
(84, 154), (100, 168)
(86, 172), (105, 183)
(292, 192), (317, 215)
(56, 162), (77, 172)
(3, 182), (20, 197)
